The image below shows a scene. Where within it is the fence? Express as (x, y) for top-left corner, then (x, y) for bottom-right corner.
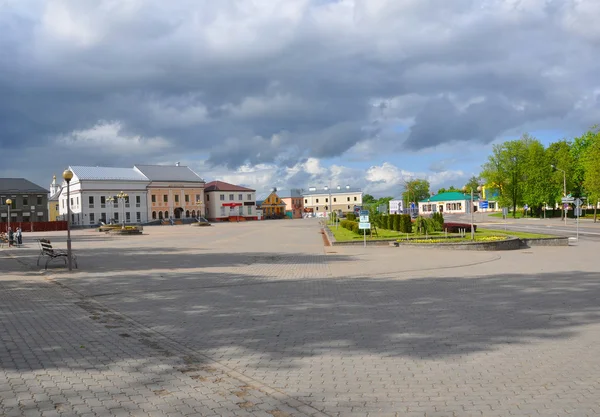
(0, 221), (68, 233)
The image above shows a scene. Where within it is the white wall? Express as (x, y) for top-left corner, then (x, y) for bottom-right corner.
(205, 190), (256, 219)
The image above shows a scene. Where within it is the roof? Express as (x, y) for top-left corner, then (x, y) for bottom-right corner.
(70, 166), (149, 181)
(205, 181), (255, 192)
(302, 187), (362, 196)
(419, 192), (479, 203)
(0, 178), (49, 194)
(134, 164), (204, 183)
(277, 189), (303, 198)
(49, 188), (62, 201)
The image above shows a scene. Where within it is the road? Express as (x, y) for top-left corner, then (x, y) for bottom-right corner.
(446, 212), (600, 241)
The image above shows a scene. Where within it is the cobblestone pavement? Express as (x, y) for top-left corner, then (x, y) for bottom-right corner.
(2, 219), (600, 416)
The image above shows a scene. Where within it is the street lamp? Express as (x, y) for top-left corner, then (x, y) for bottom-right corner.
(551, 164), (567, 225)
(196, 199), (204, 219)
(5, 198), (11, 235)
(106, 196), (114, 223)
(116, 191), (128, 229)
(463, 185), (482, 240)
(62, 169), (73, 271)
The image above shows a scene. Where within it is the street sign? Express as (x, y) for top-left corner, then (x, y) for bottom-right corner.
(359, 215), (369, 222)
(563, 203), (569, 209)
(561, 197), (574, 203)
(523, 204), (528, 210)
(575, 207), (582, 216)
(575, 198), (582, 207)
(479, 200), (489, 209)
(359, 210), (369, 216)
(359, 222), (370, 230)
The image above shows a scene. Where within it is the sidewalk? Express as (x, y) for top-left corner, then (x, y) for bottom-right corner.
(0, 252), (321, 417)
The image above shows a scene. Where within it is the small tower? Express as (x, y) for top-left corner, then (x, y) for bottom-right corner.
(49, 175), (58, 196)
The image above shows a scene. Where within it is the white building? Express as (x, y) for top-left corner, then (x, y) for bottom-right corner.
(302, 186), (363, 216)
(204, 181), (257, 221)
(58, 166), (151, 226)
(389, 198), (404, 214)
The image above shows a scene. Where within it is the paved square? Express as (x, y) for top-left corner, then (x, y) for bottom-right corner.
(2, 219), (600, 416)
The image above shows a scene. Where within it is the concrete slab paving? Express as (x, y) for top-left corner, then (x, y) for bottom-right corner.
(2, 218), (600, 416)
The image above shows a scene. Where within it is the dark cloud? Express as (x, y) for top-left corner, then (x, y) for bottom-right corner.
(1, 0), (599, 188)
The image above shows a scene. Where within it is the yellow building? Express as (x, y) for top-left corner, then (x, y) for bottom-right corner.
(259, 190), (286, 218)
(48, 175), (61, 221)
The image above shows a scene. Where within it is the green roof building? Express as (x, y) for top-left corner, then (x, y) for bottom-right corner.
(419, 191), (478, 214)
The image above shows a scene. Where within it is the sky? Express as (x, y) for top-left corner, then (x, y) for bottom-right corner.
(1, 0), (599, 198)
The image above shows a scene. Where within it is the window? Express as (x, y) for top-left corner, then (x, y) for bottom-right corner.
(196, 194), (200, 202)
(101, 196), (106, 208)
(325, 198), (328, 203)
(164, 210), (169, 219)
(126, 212), (131, 223)
(229, 194), (234, 201)
(220, 207), (226, 216)
(316, 207), (319, 211)
(248, 194), (252, 200)
(37, 196), (43, 205)
(114, 212), (119, 221)
(305, 199), (308, 204)
(113, 197), (118, 208)
(158, 211), (163, 220)
(101, 213), (106, 222)
(354, 197), (357, 201)
(152, 211), (156, 220)
(152, 195), (156, 203)
(70, 198), (73, 206)
(89, 196), (94, 208)
(76, 197), (79, 206)
(333, 198), (336, 202)
(23, 196), (28, 206)
(220, 194), (224, 201)
(175, 195), (179, 203)
(347, 197), (350, 201)
(136, 212), (141, 222)
(247, 206), (252, 215)
(316, 198), (319, 203)
(185, 194), (189, 203)
(238, 194), (242, 200)
(163, 195), (168, 203)
(125, 196), (130, 207)
(89, 213), (95, 224)
(136, 196), (141, 207)
(348, 205), (350, 209)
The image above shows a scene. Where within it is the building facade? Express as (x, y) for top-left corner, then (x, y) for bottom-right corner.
(48, 175), (61, 221)
(419, 192), (478, 215)
(258, 190), (287, 218)
(133, 164), (205, 221)
(204, 181), (257, 221)
(57, 166), (151, 226)
(302, 186), (363, 216)
(278, 189), (304, 219)
(0, 178), (50, 224)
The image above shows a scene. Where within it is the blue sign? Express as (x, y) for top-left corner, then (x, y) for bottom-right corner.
(359, 210), (369, 217)
(479, 200), (488, 209)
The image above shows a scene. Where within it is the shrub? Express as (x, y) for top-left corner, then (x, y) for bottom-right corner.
(400, 214), (412, 233)
(432, 212), (444, 231)
(393, 214), (400, 231)
(414, 216), (436, 234)
(351, 222), (360, 234)
(346, 213), (356, 221)
(443, 222), (477, 233)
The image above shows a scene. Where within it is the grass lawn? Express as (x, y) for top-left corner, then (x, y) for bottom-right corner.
(489, 211), (532, 219)
(328, 225), (557, 242)
(477, 228), (556, 239)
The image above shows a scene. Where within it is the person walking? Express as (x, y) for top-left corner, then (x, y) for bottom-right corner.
(16, 227), (22, 246)
(7, 227), (14, 247)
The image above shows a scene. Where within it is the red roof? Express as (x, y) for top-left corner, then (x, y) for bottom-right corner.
(205, 181), (255, 192)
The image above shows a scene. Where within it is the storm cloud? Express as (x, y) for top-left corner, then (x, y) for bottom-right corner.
(1, 0), (599, 191)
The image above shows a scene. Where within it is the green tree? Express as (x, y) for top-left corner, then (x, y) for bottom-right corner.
(436, 185), (461, 194)
(480, 135), (529, 217)
(546, 139), (574, 219)
(581, 128), (600, 222)
(402, 179), (430, 206)
(463, 176), (482, 194)
(522, 138), (553, 216)
(363, 194), (376, 204)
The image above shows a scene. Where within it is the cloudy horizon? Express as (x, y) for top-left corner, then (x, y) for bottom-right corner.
(1, 0), (599, 197)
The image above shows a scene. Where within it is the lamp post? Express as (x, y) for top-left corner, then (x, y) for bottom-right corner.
(196, 199), (204, 220)
(62, 169), (73, 271)
(106, 196), (114, 223)
(5, 198), (11, 235)
(551, 164), (567, 225)
(463, 185), (482, 240)
(116, 191), (128, 229)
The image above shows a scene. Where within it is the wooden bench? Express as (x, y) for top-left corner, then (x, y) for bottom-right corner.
(37, 239), (78, 270)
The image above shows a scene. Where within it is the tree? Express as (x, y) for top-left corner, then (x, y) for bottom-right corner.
(581, 128), (600, 222)
(363, 194), (376, 204)
(480, 135), (529, 217)
(436, 185), (461, 194)
(402, 179), (430, 206)
(522, 138), (553, 216)
(463, 176), (482, 194)
(546, 139), (574, 219)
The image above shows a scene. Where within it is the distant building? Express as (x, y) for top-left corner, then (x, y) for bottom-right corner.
(388, 198), (404, 214)
(58, 166), (151, 226)
(204, 181), (257, 221)
(278, 189), (304, 219)
(259, 189), (287, 218)
(302, 186), (363, 216)
(48, 175), (62, 221)
(1, 178), (50, 224)
(133, 164), (205, 221)
(419, 191), (478, 214)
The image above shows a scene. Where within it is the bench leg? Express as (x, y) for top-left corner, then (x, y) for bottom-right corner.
(45, 257), (50, 270)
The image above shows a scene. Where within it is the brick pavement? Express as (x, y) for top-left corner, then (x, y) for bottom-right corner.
(2, 219), (600, 416)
